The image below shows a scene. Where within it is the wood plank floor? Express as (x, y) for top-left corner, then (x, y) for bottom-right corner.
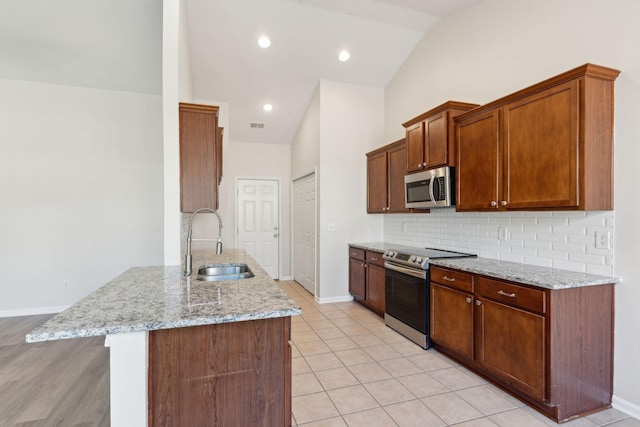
(0, 315), (110, 427)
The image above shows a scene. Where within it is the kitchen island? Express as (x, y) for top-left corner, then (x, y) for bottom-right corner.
(26, 249), (301, 426)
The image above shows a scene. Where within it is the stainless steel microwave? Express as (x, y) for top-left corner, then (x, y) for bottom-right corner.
(404, 166), (455, 209)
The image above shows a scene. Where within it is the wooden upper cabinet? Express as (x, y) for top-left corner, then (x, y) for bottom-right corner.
(456, 110), (500, 210)
(387, 141), (410, 213)
(455, 64), (620, 212)
(366, 150), (388, 213)
(366, 139), (410, 213)
(179, 103), (221, 213)
(403, 101), (479, 173)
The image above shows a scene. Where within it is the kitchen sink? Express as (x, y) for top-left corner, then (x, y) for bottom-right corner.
(196, 263), (254, 282)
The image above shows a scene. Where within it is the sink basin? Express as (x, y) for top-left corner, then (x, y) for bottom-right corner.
(196, 263), (254, 282)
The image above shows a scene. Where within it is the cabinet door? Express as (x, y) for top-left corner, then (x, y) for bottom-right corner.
(349, 258), (366, 300)
(425, 112), (447, 168)
(430, 283), (474, 360)
(456, 110), (500, 211)
(475, 297), (546, 400)
(387, 142), (410, 213)
(366, 264), (386, 315)
(179, 103), (219, 213)
(367, 151), (388, 213)
(406, 122), (425, 173)
(502, 81), (579, 209)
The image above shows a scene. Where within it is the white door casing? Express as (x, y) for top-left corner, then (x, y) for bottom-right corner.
(293, 173), (316, 295)
(237, 179), (279, 279)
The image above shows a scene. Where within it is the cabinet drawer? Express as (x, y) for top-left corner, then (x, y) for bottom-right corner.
(349, 247), (365, 261)
(475, 276), (546, 314)
(365, 250), (384, 267)
(430, 267), (473, 293)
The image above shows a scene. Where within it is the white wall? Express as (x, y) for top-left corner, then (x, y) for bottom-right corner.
(227, 141), (292, 278)
(163, 0), (182, 265)
(0, 78), (164, 315)
(291, 86), (321, 180)
(383, 0), (640, 416)
(317, 80), (385, 300)
(178, 0), (194, 103)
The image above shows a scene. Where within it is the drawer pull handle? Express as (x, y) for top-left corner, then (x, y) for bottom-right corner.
(443, 276), (456, 282)
(498, 290), (516, 298)
(371, 257), (379, 261)
(465, 297), (472, 304)
(352, 252), (359, 256)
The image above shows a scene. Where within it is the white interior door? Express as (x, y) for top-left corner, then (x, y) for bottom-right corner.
(237, 179), (279, 278)
(293, 173), (316, 294)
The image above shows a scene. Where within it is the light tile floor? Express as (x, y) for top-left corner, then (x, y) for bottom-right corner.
(279, 281), (640, 427)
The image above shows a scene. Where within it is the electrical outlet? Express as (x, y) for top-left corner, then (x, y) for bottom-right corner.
(595, 231), (611, 249)
(328, 223), (336, 232)
(498, 226), (508, 241)
(64, 281), (70, 289)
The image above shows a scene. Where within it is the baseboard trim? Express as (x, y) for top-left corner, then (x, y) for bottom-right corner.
(612, 395), (640, 421)
(0, 305), (68, 318)
(314, 295), (354, 304)
(279, 275), (293, 281)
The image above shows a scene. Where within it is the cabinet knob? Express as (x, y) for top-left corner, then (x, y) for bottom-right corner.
(422, 162), (427, 167)
(490, 201), (497, 207)
(417, 163), (422, 168)
(476, 300), (482, 306)
(501, 200), (508, 206)
(466, 297), (472, 304)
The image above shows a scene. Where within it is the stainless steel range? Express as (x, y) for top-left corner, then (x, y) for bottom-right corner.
(383, 247), (475, 349)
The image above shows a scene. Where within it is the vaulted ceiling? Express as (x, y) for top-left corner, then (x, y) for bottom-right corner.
(0, 0), (484, 145)
(186, 0), (484, 144)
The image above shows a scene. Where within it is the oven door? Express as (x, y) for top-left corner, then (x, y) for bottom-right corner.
(384, 262), (428, 334)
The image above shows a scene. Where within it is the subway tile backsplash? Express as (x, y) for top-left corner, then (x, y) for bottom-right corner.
(383, 208), (614, 276)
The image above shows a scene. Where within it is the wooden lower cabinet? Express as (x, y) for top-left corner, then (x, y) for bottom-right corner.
(148, 317), (292, 427)
(348, 246), (385, 315)
(430, 266), (614, 423)
(475, 297), (546, 400)
(430, 283), (473, 360)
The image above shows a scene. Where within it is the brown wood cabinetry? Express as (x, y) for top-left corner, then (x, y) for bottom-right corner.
(430, 265), (614, 422)
(348, 246), (385, 315)
(366, 139), (410, 213)
(403, 101), (478, 174)
(455, 64), (620, 211)
(148, 317), (292, 426)
(179, 103), (223, 213)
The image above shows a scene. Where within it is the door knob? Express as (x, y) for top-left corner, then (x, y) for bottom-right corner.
(274, 233), (279, 238)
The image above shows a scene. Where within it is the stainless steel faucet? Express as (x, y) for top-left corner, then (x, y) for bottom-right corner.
(184, 208), (223, 276)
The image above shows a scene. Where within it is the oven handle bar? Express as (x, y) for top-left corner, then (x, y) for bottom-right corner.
(384, 261), (427, 279)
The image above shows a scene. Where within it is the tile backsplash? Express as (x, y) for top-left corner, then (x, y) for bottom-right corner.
(383, 208), (614, 276)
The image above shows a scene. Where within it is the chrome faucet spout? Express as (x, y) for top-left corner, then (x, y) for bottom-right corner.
(184, 208), (223, 276)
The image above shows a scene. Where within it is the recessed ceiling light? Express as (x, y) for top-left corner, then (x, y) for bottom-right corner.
(258, 36), (271, 48)
(263, 103), (273, 112)
(338, 50), (351, 62)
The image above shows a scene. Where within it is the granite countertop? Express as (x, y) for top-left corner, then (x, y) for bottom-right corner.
(429, 257), (619, 290)
(26, 249), (301, 343)
(349, 242), (619, 290)
(349, 242), (419, 252)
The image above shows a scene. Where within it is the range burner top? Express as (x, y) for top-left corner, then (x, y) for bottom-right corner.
(382, 247), (475, 270)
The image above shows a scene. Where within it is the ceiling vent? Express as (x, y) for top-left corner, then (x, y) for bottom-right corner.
(250, 122), (265, 129)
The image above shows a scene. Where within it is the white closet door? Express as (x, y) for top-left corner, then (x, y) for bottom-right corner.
(293, 173), (316, 294)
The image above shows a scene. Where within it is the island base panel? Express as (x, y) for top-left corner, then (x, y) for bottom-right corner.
(148, 317), (291, 427)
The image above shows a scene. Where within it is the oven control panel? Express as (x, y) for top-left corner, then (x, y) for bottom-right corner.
(383, 250), (428, 270)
